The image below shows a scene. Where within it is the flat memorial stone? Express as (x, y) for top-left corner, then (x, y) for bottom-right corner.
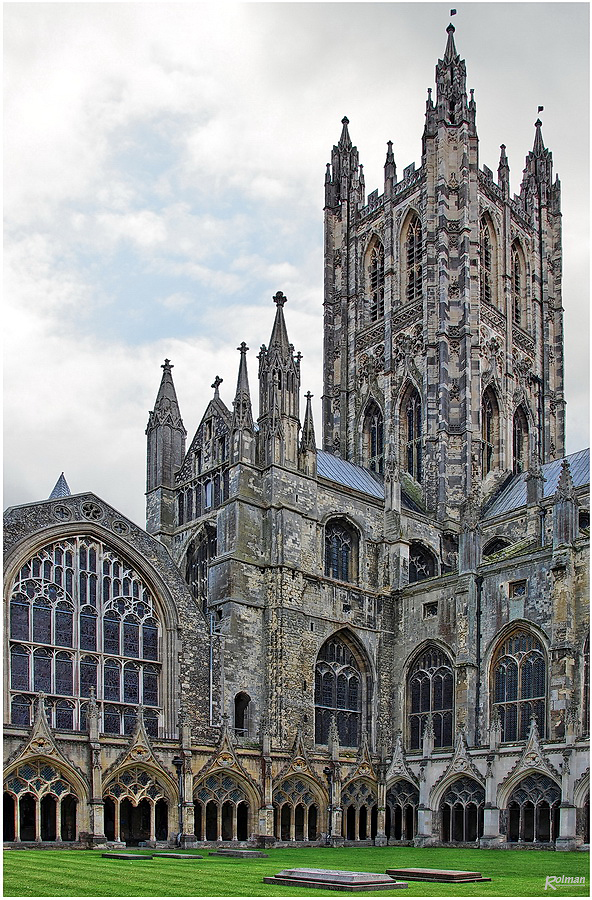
(209, 849), (268, 858)
(102, 853), (153, 860)
(263, 868), (407, 892)
(152, 853), (203, 859)
(386, 868), (490, 883)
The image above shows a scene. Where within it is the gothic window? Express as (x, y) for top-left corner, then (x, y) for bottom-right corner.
(324, 519), (358, 583)
(194, 773), (251, 842)
(185, 524), (217, 613)
(3, 760), (79, 842)
(234, 692), (251, 737)
(512, 406), (529, 474)
(505, 774), (560, 843)
(408, 542), (437, 583)
(407, 646), (454, 750)
(341, 780), (378, 841)
(7, 537), (163, 735)
(512, 242), (525, 327)
(273, 777), (320, 841)
(314, 634), (364, 747)
(492, 629), (547, 741)
(386, 780), (419, 841)
(480, 216), (497, 306)
(482, 537), (511, 557)
(481, 387), (500, 475)
(404, 215), (423, 303)
(440, 777), (485, 843)
(367, 241), (385, 321)
(401, 386), (422, 482)
(362, 401), (384, 474)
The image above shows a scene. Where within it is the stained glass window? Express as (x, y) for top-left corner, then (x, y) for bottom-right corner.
(33, 600), (51, 644)
(33, 649), (52, 693)
(325, 521), (357, 583)
(492, 630), (547, 741)
(10, 645), (29, 691)
(55, 652), (73, 696)
(315, 635), (363, 747)
(54, 603), (73, 648)
(104, 659), (121, 702)
(10, 596), (30, 641)
(406, 216), (423, 302)
(408, 647), (454, 749)
(402, 387), (422, 482)
(123, 618), (139, 658)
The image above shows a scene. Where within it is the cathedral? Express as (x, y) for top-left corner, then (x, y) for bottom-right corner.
(4, 23), (589, 851)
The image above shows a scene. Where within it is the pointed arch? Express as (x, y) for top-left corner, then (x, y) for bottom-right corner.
(399, 381), (422, 482)
(401, 211), (423, 304)
(408, 541), (437, 583)
(479, 213), (498, 307)
(272, 774), (324, 841)
(512, 404), (530, 473)
(324, 518), (359, 584)
(502, 772), (561, 842)
(437, 775), (485, 843)
(385, 778), (419, 841)
(364, 235), (385, 322)
(361, 399), (384, 474)
(490, 626), (548, 741)
(406, 644), (454, 750)
(481, 385), (501, 475)
(194, 768), (260, 841)
(184, 522), (217, 614)
(314, 629), (372, 748)
(340, 778), (378, 841)
(511, 240), (527, 328)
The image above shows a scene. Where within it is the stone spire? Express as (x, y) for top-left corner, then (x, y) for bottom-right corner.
(49, 472), (71, 500)
(498, 143), (510, 197)
(299, 391), (317, 477)
(324, 116), (364, 209)
(431, 22), (475, 132)
(231, 342), (255, 464)
(553, 458), (578, 549)
(521, 117), (554, 198)
(145, 359), (187, 537)
(384, 140), (396, 196)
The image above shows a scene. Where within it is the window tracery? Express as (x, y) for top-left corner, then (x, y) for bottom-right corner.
(315, 635), (363, 747)
(194, 773), (251, 841)
(512, 243), (525, 327)
(341, 780), (378, 841)
(367, 242), (385, 322)
(513, 407), (529, 473)
(479, 216), (496, 306)
(440, 776), (485, 842)
(505, 774), (560, 843)
(408, 542), (437, 583)
(185, 524), (217, 613)
(273, 777), (319, 841)
(324, 520), (358, 584)
(7, 537), (162, 736)
(4, 760), (78, 842)
(386, 780), (419, 841)
(481, 387), (500, 476)
(492, 629), (547, 741)
(405, 216), (423, 303)
(407, 647), (454, 750)
(362, 401), (384, 474)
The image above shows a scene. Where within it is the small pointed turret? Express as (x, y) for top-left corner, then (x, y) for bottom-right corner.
(257, 293), (301, 468)
(325, 116), (364, 210)
(231, 342), (255, 464)
(533, 117), (545, 156)
(553, 459), (578, 549)
(145, 359), (187, 538)
(384, 140), (396, 197)
(49, 472), (71, 500)
(299, 392), (317, 477)
(497, 143), (510, 197)
(431, 21), (475, 132)
(521, 117), (554, 200)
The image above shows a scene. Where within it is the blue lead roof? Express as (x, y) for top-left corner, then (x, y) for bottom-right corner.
(485, 448), (590, 519)
(317, 450), (384, 499)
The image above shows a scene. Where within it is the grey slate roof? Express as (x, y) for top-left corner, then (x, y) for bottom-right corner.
(317, 450), (384, 499)
(485, 448), (590, 519)
(49, 473), (71, 500)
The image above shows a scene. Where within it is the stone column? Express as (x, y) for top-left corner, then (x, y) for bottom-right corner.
(149, 803), (156, 842)
(375, 774), (388, 846)
(35, 800), (41, 841)
(480, 753), (504, 847)
(556, 749), (578, 851)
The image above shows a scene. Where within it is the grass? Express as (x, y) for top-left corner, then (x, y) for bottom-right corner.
(3, 845), (589, 898)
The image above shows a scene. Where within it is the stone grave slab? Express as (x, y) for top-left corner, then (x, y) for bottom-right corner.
(263, 868), (407, 892)
(152, 853), (203, 859)
(386, 867), (490, 883)
(209, 849), (268, 858)
(102, 853), (153, 860)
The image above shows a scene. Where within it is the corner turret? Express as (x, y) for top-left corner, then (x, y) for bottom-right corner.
(146, 359), (186, 539)
(299, 391), (317, 476)
(231, 342), (255, 464)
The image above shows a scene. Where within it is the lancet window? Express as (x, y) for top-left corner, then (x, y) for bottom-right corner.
(513, 407), (529, 474)
(479, 216), (496, 306)
(512, 243), (525, 327)
(185, 524), (217, 613)
(405, 216), (423, 303)
(401, 386), (422, 482)
(314, 634), (364, 747)
(492, 629), (547, 741)
(481, 387), (500, 475)
(324, 519), (358, 584)
(273, 777), (319, 841)
(362, 401), (384, 474)
(7, 538), (162, 736)
(367, 242), (385, 321)
(407, 646), (454, 750)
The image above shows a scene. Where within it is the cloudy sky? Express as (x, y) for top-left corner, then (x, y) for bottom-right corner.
(4, 2), (589, 526)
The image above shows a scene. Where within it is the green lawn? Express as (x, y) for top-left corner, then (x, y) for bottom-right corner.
(3, 846), (589, 897)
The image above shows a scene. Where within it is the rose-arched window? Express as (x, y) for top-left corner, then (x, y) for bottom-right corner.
(492, 629), (547, 741)
(407, 646), (454, 750)
(7, 538), (162, 737)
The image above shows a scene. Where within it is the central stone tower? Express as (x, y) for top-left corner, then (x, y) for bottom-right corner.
(322, 23), (565, 522)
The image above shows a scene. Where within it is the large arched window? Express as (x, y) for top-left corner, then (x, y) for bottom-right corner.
(512, 242), (525, 327)
(407, 646), (454, 750)
(324, 519), (358, 584)
(505, 774), (560, 843)
(7, 538), (162, 736)
(492, 629), (547, 741)
(479, 216), (497, 306)
(401, 385), (422, 482)
(440, 777), (485, 843)
(481, 387), (500, 476)
(512, 406), (529, 474)
(314, 634), (364, 747)
(367, 240), (385, 322)
(404, 215), (423, 303)
(362, 401), (384, 474)
(185, 524), (217, 614)
(408, 542), (437, 583)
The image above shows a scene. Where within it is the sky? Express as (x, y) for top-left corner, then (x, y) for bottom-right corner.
(4, 1), (590, 527)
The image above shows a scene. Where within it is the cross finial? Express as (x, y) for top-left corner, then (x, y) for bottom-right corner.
(273, 291), (287, 308)
(237, 341), (249, 354)
(305, 391), (313, 402)
(211, 376), (223, 396)
(162, 358), (172, 370)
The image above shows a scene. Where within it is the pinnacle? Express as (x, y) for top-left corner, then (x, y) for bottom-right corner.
(49, 472), (71, 500)
(443, 21), (458, 63)
(338, 116), (352, 151)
